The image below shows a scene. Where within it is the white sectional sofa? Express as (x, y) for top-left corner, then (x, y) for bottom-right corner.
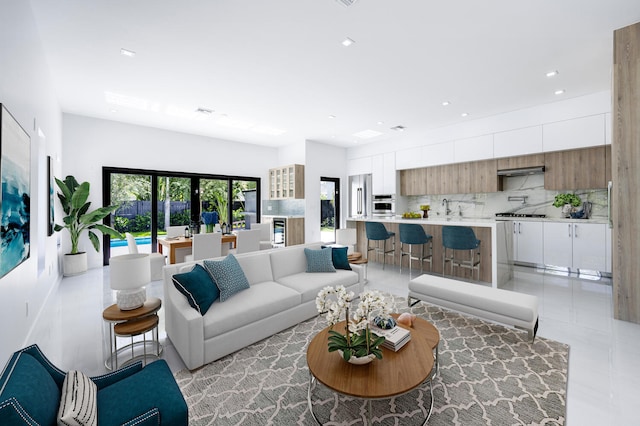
(163, 242), (364, 370)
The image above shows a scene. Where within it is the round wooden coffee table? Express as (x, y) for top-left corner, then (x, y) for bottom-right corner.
(306, 313), (439, 425)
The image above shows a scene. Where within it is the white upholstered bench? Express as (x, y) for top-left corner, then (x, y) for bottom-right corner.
(408, 274), (539, 342)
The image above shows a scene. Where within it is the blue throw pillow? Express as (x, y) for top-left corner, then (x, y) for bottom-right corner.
(305, 247), (336, 273)
(172, 264), (219, 315)
(203, 254), (250, 302)
(321, 245), (352, 270)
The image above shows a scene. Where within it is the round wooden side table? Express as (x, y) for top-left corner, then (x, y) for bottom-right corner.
(103, 297), (163, 370)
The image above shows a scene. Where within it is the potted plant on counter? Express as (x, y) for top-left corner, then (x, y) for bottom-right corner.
(552, 193), (582, 218)
(54, 175), (123, 276)
(419, 204), (431, 218)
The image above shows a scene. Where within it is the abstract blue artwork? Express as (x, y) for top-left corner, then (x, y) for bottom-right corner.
(0, 104), (31, 279)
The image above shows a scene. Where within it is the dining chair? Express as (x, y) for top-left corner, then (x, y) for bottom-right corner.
(185, 233), (222, 261)
(234, 229), (261, 254)
(442, 226), (481, 280)
(399, 223), (433, 276)
(125, 232), (166, 281)
(251, 223), (272, 250)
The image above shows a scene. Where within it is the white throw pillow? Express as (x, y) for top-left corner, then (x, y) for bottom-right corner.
(57, 370), (98, 426)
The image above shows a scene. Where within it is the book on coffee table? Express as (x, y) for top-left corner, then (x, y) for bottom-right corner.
(371, 324), (411, 352)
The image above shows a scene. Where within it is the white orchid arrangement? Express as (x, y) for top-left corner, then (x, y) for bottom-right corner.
(316, 285), (392, 361)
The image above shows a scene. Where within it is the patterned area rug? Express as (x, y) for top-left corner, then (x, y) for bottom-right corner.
(175, 295), (568, 425)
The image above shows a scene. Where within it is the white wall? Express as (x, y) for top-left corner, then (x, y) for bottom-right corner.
(62, 114), (280, 268)
(0, 2), (63, 366)
(303, 141), (348, 242)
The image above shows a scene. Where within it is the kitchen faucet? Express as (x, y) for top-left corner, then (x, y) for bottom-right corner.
(442, 199), (451, 216)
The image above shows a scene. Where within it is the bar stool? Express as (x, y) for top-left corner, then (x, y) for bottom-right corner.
(399, 223), (433, 276)
(442, 226), (481, 280)
(365, 222), (395, 269)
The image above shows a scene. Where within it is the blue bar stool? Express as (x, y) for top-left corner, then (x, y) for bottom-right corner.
(442, 226), (481, 280)
(365, 222), (396, 269)
(399, 223), (433, 276)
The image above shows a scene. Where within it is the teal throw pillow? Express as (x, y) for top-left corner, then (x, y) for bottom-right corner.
(330, 246), (352, 270)
(305, 247), (336, 273)
(203, 254), (250, 302)
(172, 264), (219, 315)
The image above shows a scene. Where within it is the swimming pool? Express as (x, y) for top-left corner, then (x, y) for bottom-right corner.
(111, 237), (151, 247)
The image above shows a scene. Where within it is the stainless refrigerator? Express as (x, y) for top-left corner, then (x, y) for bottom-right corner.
(349, 174), (372, 218)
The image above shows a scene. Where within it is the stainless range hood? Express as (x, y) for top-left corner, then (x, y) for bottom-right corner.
(497, 166), (545, 177)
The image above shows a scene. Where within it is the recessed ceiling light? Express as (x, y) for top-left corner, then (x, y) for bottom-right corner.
(461, 112), (469, 117)
(342, 37), (355, 47)
(546, 70), (559, 77)
(442, 101), (451, 106)
(335, 0), (359, 7)
(328, 115), (336, 119)
(195, 107), (214, 115)
(390, 125), (406, 132)
(104, 91), (149, 110)
(555, 89), (565, 95)
(120, 48), (136, 57)
(353, 129), (383, 139)
(251, 125), (286, 136)
(110, 109), (117, 113)
(377, 121), (384, 125)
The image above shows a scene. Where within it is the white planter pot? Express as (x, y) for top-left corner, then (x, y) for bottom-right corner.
(63, 252), (88, 276)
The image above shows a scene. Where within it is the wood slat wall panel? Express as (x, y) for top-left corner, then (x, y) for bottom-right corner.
(613, 21), (640, 323)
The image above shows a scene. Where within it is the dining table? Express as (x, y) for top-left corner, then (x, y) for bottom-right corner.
(157, 234), (237, 264)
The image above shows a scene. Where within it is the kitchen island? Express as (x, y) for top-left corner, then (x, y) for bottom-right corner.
(346, 217), (512, 287)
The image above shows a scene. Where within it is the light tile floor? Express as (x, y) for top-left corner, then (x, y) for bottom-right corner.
(26, 262), (640, 425)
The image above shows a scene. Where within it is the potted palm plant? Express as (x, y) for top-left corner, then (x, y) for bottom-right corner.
(54, 175), (123, 276)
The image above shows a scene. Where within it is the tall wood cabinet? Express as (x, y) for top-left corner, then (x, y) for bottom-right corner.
(400, 159), (498, 196)
(269, 164), (304, 199)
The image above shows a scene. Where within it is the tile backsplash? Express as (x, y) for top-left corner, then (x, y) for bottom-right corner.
(262, 199), (305, 216)
(404, 174), (608, 219)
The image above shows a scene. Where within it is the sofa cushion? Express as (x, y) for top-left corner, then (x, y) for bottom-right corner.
(277, 270), (360, 303)
(172, 264), (219, 315)
(270, 244), (319, 280)
(58, 370), (97, 426)
(234, 251), (274, 285)
(304, 247), (336, 273)
(203, 254), (250, 302)
(203, 282), (301, 339)
(0, 353), (60, 426)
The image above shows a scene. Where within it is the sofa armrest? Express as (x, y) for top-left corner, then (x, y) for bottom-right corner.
(91, 361), (143, 390)
(163, 270), (205, 370)
(350, 264), (365, 293)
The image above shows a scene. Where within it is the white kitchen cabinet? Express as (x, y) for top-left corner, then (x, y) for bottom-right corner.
(543, 222), (607, 272)
(542, 114), (606, 152)
(512, 221), (544, 265)
(494, 126), (543, 158)
(347, 157), (372, 176)
(395, 147), (422, 170)
(454, 134), (494, 162)
(372, 152), (396, 195)
(605, 225), (612, 273)
(421, 141), (455, 166)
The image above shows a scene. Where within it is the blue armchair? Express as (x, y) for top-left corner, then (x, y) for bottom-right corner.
(0, 344), (188, 425)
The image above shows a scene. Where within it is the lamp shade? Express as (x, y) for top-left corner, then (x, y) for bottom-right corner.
(110, 254), (150, 290)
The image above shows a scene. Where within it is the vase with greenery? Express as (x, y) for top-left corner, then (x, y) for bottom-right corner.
(552, 193), (582, 218)
(54, 176), (123, 275)
(420, 204), (431, 218)
(315, 286), (391, 364)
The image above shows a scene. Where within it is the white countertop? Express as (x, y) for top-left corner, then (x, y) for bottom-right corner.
(347, 215), (610, 225)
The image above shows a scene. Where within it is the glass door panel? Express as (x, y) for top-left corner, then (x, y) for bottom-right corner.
(232, 180), (258, 230)
(320, 178), (337, 243)
(157, 176), (191, 236)
(110, 173), (152, 256)
(200, 178), (229, 229)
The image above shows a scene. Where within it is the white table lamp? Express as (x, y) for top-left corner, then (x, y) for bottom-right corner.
(110, 254), (150, 310)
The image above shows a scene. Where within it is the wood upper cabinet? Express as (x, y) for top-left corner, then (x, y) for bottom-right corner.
(269, 164), (304, 199)
(399, 159), (498, 195)
(497, 153), (545, 170)
(544, 146), (607, 190)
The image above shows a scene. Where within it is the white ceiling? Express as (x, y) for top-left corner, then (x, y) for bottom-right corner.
(28, 0), (640, 148)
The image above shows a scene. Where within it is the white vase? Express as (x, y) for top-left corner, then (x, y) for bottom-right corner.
(561, 204), (573, 218)
(337, 349), (376, 365)
(63, 252), (88, 276)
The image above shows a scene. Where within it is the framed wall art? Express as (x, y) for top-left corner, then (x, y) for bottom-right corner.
(0, 104), (31, 279)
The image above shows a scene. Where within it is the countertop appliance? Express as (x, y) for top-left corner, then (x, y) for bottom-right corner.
(349, 174), (372, 218)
